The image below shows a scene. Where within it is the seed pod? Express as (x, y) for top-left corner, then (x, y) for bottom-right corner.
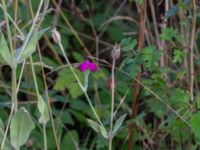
(111, 44), (121, 60)
(51, 28), (61, 43)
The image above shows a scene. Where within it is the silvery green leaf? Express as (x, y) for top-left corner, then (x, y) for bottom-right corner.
(15, 31), (38, 64)
(15, 28), (49, 64)
(113, 114), (126, 135)
(0, 32), (12, 66)
(87, 119), (108, 139)
(87, 119), (99, 133)
(10, 107), (35, 149)
(37, 95), (50, 124)
(99, 125), (108, 139)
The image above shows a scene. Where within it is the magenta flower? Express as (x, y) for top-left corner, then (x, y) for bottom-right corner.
(79, 60), (98, 72)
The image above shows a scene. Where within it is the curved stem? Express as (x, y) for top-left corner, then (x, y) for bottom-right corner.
(58, 42), (103, 126)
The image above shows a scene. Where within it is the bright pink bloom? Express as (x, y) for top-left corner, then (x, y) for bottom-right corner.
(79, 60), (98, 72)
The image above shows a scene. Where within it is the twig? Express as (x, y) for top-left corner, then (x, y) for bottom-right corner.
(128, 1), (146, 149)
(189, 0), (197, 102)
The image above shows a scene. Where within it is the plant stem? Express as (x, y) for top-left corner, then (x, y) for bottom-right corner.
(1, 0), (14, 54)
(58, 42), (103, 126)
(128, 1), (146, 149)
(52, 0), (92, 57)
(30, 57), (40, 95)
(43, 124), (47, 150)
(189, 0), (197, 102)
(109, 60), (116, 150)
(1, 0), (18, 112)
(12, 68), (18, 112)
(15, 0), (44, 63)
(30, 56), (51, 150)
(1, 104), (14, 149)
(26, 1), (60, 149)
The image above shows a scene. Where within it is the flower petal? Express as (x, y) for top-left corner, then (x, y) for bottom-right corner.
(89, 62), (98, 72)
(79, 60), (90, 72)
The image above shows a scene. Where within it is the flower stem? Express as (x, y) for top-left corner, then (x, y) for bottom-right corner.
(58, 42), (103, 126)
(109, 60), (116, 150)
(12, 68), (18, 112)
(43, 124), (47, 150)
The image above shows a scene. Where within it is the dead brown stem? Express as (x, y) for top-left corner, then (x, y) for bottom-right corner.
(128, 1), (146, 149)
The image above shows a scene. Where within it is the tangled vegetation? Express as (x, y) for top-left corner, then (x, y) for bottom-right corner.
(0, 0), (200, 150)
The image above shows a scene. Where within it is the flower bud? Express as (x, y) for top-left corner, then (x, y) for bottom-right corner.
(111, 43), (121, 60)
(51, 28), (61, 43)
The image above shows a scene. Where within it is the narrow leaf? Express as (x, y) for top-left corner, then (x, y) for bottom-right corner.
(87, 119), (100, 133)
(113, 114), (126, 134)
(15, 31), (38, 63)
(0, 32), (12, 66)
(87, 119), (108, 139)
(15, 27), (49, 64)
(99, 125), (108, 139)
(37, 95), (50, 124)
(10, 107), (35, 149)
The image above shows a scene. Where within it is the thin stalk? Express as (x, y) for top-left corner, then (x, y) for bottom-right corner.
(189, 0), (197, 102)
(109, 60), (116, 150)
(43, 124), (47, 150)
(30, 57), (39, 95)
(12, 69), (17, 112)
(1, 0), (18, 112)
(36, 47), (60, 150)
(26, 1), (60, 148)
(30, 57), (49, 150)
(128, 1), (146, 149)
(15, 0), (45, 62)
(1, 0), (14, 54)
(58, 42), (103, 126)
(16, 61), (26, 92)
(1, 104), (14, 149)
(52, 0), (92, 57)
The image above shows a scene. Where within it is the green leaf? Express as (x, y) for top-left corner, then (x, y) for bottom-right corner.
(15, 31), (38, 63)
(72, 52), (83, 62)
(121, 57), (140, 78)
(96, 135), (108, 149)
(54, 68), (84, 99)
(146, 98), (167, 118)
(99, 125), (108, 139)
(61, 130), (79, 150)
(87, 119), (108, 139)
(10, 107), (35, 149)
(15, 28), (48, 64)
(160, 27), (177, 41)
(113, 114), (126, 134)
(168, 119), (189, 142)
(0, 32), (12, 66)
(140, 46), (160, 71)
(172, 49), (185, 64)
(190, 112), (200, 139)
(169, 88), (189, 106)
(107, 26), (123, 41)
(120, 38), (137, 52)
(87, 119), (100, 133)
(0, 119), (10, 150)
(37, 95), (50, 124)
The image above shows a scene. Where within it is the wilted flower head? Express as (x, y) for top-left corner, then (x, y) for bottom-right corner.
(51, 28), (61, 43)
(111, 43), (121, 60)
(79, 60), (98, 72)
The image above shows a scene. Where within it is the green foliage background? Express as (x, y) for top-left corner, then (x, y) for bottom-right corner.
(0, 0), (200, 150)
